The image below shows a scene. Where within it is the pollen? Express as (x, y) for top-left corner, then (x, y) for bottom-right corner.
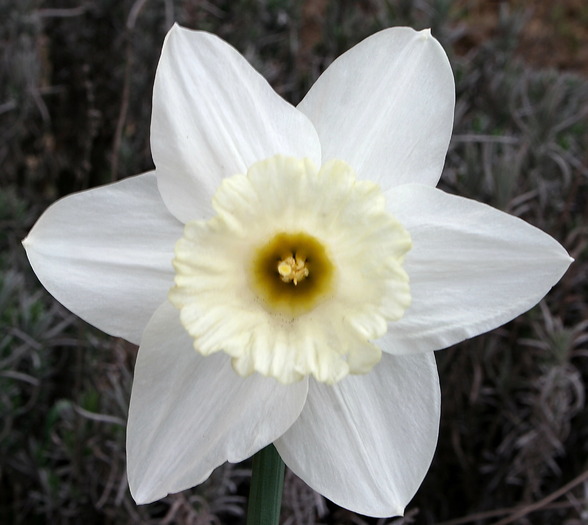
(277, 254), (309, 285)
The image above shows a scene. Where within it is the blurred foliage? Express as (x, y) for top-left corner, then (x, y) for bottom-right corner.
(1, 0), (587, 524)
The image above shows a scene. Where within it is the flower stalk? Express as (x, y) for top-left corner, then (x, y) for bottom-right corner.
(246, 444), (285, 525)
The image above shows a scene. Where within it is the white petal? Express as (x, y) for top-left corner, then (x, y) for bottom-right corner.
(22, 173), (181, 345)
(152, 24), (321, 223)
(275, 352), (440, 517)
(127, 301), (308, 504)
(381, 184), (573, 354)
(298, 27), (455, 189)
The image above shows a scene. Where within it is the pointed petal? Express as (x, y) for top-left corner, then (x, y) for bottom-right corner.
(127, 301), (308, 504)
(152, 24), (321, 223)
(22, 173), (181, 345)
(381, 184), (573, 354)
(298, 27), (454, 189)
(275, 352), (440, 517)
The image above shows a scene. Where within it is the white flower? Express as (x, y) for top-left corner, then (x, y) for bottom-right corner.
(23, 25), (571, 517)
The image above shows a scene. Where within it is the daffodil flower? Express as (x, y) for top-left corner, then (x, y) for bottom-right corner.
(23, 24), (571, 517)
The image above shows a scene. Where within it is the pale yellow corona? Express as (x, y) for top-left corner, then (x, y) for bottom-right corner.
(169, 155), (412, 384)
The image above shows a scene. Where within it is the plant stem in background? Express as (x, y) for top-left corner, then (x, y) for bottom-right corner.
(246, 444), (285, 525)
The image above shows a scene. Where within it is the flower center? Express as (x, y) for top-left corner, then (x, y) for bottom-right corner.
(250, 232), (334, 317)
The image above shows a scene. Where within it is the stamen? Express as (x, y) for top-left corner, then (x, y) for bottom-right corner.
(278, 254), (309, 285)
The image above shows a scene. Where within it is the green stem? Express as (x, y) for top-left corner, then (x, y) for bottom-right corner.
(246, 444), (285, 525)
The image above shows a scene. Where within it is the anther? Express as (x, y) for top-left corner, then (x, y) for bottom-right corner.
(277, 255), (309, 285)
